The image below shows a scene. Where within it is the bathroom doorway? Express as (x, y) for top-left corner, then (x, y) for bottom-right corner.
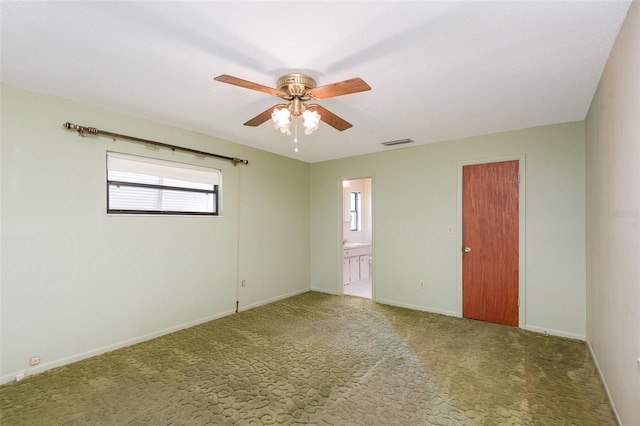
(341, 178), (372, 299)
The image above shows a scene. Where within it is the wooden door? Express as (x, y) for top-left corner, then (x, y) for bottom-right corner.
(462, 160), (519, 326)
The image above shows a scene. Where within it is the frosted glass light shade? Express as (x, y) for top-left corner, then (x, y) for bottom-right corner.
(272, 107), (292, 135)
(302, 109), (321, 135)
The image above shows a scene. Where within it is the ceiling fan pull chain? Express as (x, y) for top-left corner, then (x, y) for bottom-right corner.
(294, 116), (299, 152)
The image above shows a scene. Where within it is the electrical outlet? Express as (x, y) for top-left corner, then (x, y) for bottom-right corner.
(241, 280), (246, 287)
(419, 280), (425, 289)
(15, 372), (25, 381)
(447, 225), (454, 234)
(29, 356), (40, 366)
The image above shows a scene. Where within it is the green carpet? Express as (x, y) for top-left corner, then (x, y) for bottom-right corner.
(0, 292), (615, 425)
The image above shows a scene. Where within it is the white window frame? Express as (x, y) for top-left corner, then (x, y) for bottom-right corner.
(106, 151), (221, 216)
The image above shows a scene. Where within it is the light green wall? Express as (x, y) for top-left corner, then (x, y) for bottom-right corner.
(0, 85), (310, 382)
(311, 122), (586, 338)
(0, 83), (589, 383)
(237, 153), (310, 310)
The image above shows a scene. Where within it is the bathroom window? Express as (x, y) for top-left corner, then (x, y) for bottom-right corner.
(350, 191), (361, 231)
(106, 152), (220, 215)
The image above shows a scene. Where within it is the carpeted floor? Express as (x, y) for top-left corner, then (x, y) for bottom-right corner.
(0, 292), (615, 425)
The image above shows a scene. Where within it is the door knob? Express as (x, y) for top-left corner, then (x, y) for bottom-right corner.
(463, 247), (472, 253)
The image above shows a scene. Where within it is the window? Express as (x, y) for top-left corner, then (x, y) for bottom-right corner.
(350, 191), (361, 231)
(106, 152), (220, 215)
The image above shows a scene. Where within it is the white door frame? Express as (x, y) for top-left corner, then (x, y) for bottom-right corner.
(456, 155), (526, 328)
(338, 175), (374, 298)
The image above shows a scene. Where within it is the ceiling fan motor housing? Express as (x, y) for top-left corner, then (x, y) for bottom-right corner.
(277, 73), (316, 99)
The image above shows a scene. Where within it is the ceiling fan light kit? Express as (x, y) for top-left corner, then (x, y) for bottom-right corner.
(271, 106), (292, 135)
(214, 72), (371, 152)
(302, 109), (321, 135)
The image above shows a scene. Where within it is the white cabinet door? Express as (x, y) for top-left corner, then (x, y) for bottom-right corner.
(343, 258), (350, 285)
(359, 255), (370, 280)
(349, 257), (360, 283)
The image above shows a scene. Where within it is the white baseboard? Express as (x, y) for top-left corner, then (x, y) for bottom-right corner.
(2, 289), (317, 385)
(586, 339), (622, 425)
(1, 309), (236, 385)
(524, 325), (585, 341)
(238, 288), (310, 312)
(375, 298), (458, 317)
(373, 301), (588, 343)
(310, 287), (338, 295)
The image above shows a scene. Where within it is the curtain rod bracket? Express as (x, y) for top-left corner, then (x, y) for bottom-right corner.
(63, 122), (249, 166)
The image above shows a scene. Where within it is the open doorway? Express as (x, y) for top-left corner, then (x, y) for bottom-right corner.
(341, 178), (372, 299)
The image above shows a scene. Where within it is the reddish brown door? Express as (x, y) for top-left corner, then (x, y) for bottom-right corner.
(462, 161), (519, 327)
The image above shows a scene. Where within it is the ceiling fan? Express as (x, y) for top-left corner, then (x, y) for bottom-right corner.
(213, 73), (371, 133)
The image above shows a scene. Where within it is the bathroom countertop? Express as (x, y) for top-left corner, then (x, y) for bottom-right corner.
(343, 242), (371, 249)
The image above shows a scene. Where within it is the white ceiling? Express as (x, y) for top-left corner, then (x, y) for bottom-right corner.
(0, 1), (631, 163)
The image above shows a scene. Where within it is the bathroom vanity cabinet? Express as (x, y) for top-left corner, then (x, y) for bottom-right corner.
(343, 245), (371, 285)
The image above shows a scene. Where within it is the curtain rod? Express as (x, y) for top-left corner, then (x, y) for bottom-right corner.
(63, 122), (249, 166)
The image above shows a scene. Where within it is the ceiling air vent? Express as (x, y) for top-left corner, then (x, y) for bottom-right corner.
(381, 138), (414, 147)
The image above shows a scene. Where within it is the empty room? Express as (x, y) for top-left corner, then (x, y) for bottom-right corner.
(1, 1), (638, 425)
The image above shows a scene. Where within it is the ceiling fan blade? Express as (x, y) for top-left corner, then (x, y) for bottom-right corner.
(214, 74), (281, 96)
(307, 77), (371, 99)
(309, 105), (352, 131)
(243, 105), (286, 127)
(243, 107), (274, 127)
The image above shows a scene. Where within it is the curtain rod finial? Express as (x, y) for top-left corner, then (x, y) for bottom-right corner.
(233, 158), (249, 166)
